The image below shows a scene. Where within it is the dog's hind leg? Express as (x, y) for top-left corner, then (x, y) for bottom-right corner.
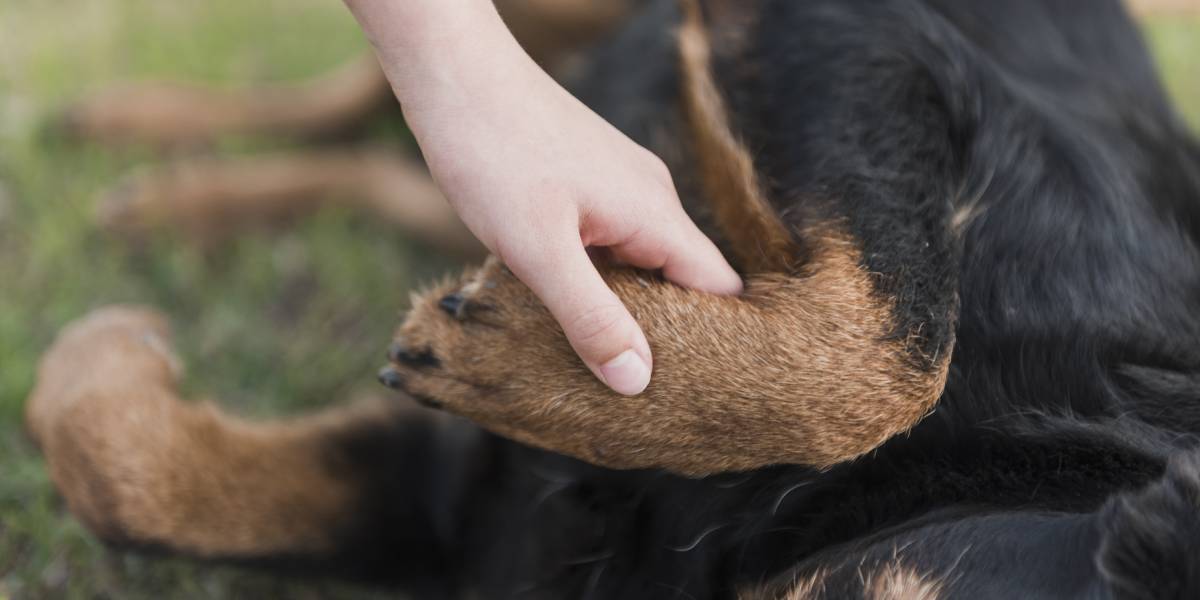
(54, 55), (390, 147)
(25, 306), (489, 590)
(96, 149), (483, 256)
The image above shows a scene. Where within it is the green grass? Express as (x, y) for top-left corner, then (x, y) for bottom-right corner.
(0, 2), (1197, 597)
(1144, 16), (1200, 126)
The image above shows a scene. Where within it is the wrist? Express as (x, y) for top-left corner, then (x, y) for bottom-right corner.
(345, 0), (533, 110)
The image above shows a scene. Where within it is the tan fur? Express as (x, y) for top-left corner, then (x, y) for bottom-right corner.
(677, 0), (799, 272)
(25, 307), (403, 556)
(390, 237), (949, 475)
(949, 199), (985, 236)
(743, 562), (942, 600)
(773, 569), (829, 600)
(95, 149), (483, 255)
(866, 563), (943, 600)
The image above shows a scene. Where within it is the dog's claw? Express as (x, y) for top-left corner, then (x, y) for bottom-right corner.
(438, 293), (465, 317)
(377, 366), (404, 390)
(386, 338), (441, 368)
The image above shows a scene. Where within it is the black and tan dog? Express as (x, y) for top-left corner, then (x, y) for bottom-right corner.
(27, 0), (1200, 597)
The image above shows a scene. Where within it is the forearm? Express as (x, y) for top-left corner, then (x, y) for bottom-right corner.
(342, 0), (535, 114)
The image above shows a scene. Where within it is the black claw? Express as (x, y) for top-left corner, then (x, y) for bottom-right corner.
(386, 338), (441, 368)
(403, 349), (440, 368)
(377, 366), (405, 390)
(438, 293), (465, 317)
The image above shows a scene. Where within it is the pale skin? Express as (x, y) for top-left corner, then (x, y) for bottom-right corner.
(343, 0), (742, 395)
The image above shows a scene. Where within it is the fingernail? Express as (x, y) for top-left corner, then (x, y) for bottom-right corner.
(599, 350), (651, 396)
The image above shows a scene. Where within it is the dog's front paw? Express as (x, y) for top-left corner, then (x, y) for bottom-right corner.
(379, 257), (618, 457)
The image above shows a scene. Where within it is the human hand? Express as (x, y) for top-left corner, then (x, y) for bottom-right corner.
(346, 0), (742, 395)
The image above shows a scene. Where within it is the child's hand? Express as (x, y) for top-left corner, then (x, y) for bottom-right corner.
(347, 0), (742, 395)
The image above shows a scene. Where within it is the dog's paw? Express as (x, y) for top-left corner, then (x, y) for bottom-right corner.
(380, 257), (609, 449)
(26, 306), (182, 445)
(92, 165), (235, 241)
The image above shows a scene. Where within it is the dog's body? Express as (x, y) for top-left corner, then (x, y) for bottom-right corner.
(26, 0), (1200, 598)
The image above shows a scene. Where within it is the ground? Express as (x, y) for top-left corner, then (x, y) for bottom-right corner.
(0, 1), (1196, 598)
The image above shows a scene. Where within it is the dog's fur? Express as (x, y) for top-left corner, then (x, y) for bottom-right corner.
(26, 0), (1200, 598)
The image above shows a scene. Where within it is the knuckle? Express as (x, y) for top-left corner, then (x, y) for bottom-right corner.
(642, 151), (671, 179)
(650, 161), (679, 195)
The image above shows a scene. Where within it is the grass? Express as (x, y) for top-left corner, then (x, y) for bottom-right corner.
(1145, 16), (1200, 121)
(0, 1), (1197, 598)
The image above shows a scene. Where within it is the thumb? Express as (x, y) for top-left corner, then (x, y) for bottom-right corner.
(506, 240), (652, 396)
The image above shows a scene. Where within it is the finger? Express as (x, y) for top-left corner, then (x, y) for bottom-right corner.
(611, 208), (743, 296)
(505, 240), (653, 396)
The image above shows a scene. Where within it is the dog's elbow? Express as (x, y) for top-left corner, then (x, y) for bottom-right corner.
(800, 350), (952, 469)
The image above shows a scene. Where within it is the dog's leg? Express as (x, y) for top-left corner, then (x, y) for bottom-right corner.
(379, 1), (961, 476)
(55, 55), (390, 147)
(96, 149), (483, 256)
(25, 306), (488, 589)
(384, 246), (948, 477)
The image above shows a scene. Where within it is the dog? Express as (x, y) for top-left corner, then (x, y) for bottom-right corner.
(27, 0), (1200, 597)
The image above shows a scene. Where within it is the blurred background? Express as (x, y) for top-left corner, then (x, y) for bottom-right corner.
(0, 0), (1196, 598)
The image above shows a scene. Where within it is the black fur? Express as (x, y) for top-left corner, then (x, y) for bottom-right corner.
(1098, 451), (1200, 599)
(217, 0), (1200, 597)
